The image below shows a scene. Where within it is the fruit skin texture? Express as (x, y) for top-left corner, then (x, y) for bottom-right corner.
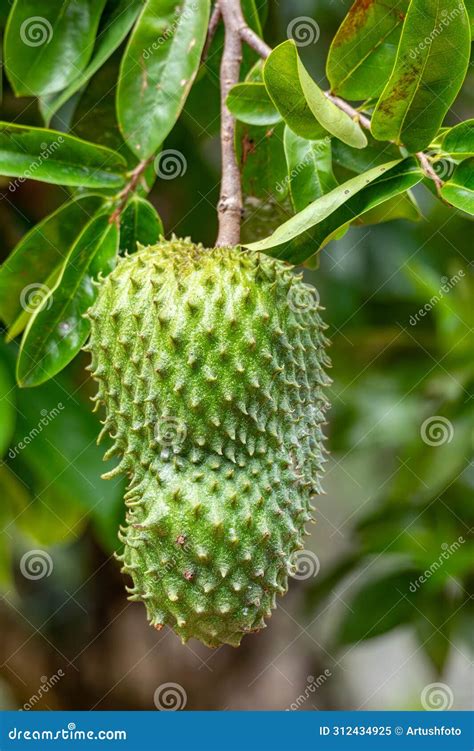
(86, 239), (330, 647)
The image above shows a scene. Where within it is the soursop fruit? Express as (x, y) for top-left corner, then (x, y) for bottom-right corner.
(86, 238), (330, 647)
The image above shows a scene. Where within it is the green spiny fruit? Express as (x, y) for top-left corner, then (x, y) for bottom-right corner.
(86, 238), (330, 647)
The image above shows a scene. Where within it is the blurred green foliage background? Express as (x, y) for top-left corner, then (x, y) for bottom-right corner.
(0, 0), (472, 711)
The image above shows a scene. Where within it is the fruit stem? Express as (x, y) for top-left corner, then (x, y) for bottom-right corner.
(216, 0), (244, 247)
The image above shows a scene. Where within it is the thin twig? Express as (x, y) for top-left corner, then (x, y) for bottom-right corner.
(201, 2), (222, 63)
(109, 159), (152, 225)
(235, 22), (446, 194)
(216, 0), (243, 246)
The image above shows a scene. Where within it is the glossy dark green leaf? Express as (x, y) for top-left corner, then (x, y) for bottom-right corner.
(17, 212), (119, 387)
(284, 127), (337, 211)
(336, 567), (422, 645)
(117, 0), (211, 158)
(245, 158), (423, 263)
(327, 0), (409, 100)
(227, 83), (281, 126)
(441, 119), (474, 158)
(0, 122), (127, 188)
(4, 0), (107, 96)
(264, 40), (367, 148)
(0, 356), (15, 457)
(120, 196), (164, 253)
(372, 0), (471, 152)
(332, 134), (402, 173)
(0, 195), (104, 336)
(40, 0), (142, 125)
(440, 158), (474, 214)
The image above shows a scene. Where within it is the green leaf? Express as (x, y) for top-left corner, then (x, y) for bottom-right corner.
(441, 119), (474, 158)
(284, 127), (337, 212)
(327, 0), (409, 100)
(4, 0), (107, 96)
(17, 212), (119, 387)
(117, 0), (211, 158)
(120, 196), (164, 253)
(371, 0), (471, 152)
(263, 40), (367, 148)
(440, 158), (474, 214)
(10, 370), (124, 551)
(332, 133), (402, 173)
(0, 122), (127, 188)
(40, 0), (142, 125)
(336, 567), (422, 645)
(227, 83), (281, 126)
(0, 355), (16, 457)
(236, 121), (288, 202)
(357, 190), (421, 224)
(245, 158), (423, 263)
(0, 195), (104, 334)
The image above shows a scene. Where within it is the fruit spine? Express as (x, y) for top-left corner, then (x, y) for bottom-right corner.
(86, 239), (330, 647)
